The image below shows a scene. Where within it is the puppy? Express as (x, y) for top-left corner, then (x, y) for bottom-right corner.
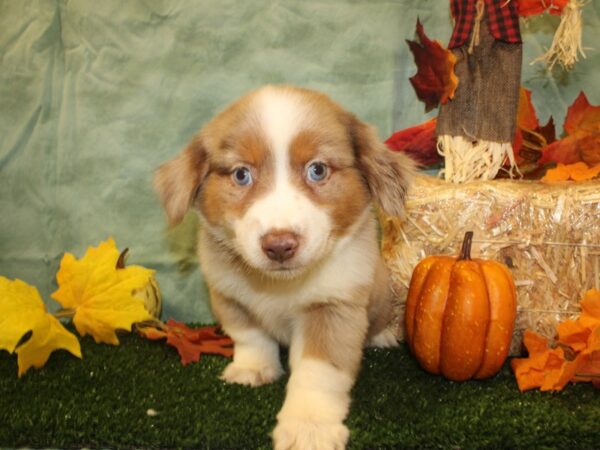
(155, 85), (414, 450)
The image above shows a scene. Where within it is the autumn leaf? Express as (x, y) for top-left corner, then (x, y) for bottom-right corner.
(580, 289), (600, 330)
(51, 238), (153, 345)
(138, 319), (233, 366)
(536, 118), (558, 148)
(512, 88), (541, 164)
(541, 163), (569, 181)
(518, 0), (568, 16)
(517, 88), (540, 131)
(0, 277), (81, 376)
(557, 319), (590, 352)
(512, 289), (600, 391)
(542, 162), (600, 182)
(571, 326), (600, 384)
(511, 330), (567, 391)
(539, 92), (600, 166)
(407, 19), (458, 112)
(508, 88), (557, 178)
(541, 134), (600, 166)
(547, 327), (600, 390)
(568, 163), (600, 181)
(385, 118), (440, 166)
(563, 92), (600, 135)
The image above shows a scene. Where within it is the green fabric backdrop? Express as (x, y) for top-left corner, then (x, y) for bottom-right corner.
(1, 0), (599, 322)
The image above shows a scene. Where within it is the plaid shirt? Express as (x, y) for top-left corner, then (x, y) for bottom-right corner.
(448, 0), (522, 49)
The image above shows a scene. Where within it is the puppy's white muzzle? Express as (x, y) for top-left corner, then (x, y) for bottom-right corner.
(233, 181), (332, 275)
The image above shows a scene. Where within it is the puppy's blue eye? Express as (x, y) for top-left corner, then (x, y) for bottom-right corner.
(232, 167), (253, 186)
(306, 162), (328, 183)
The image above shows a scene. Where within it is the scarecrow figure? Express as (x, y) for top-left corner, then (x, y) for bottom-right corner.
(437, 0), (523, 182)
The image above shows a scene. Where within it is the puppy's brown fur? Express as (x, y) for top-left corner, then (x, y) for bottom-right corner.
(155, 85), (414, 450)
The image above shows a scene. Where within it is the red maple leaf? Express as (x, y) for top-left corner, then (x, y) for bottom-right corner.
(385, 118), (440, 166)
(518, 0), (568, 17)
(563, 92), (600, 135)
(539, 92), (600, 166)
(537, 117), (557, 148)
(407, 19), (458, 112)
(138, 320), (233, 366)
(508, 88), (556, 178)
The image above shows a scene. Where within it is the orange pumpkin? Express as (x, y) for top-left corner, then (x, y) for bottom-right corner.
(405, 231), (517, 381)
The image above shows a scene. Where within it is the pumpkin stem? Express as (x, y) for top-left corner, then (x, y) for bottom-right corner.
(53, 309), (75, 319)
(459, 232), (474, 260)
(116, 248), (130, 269)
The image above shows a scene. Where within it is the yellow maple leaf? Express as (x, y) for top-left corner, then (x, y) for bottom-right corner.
(51, 238), (153, 345)
(0, 277), (81, 376)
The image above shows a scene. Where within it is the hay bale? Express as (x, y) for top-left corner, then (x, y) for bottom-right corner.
(382, 175), (600, 354)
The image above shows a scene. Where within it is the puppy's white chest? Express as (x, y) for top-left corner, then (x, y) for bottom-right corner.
(198, 213), (379, 344)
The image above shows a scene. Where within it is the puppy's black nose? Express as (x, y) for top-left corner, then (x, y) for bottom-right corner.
(261, 230), (299, 263)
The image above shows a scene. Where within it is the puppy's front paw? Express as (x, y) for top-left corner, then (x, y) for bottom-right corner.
(273, 419), (349, 450)
(220, 361), (283, 387)
(368, 328), (399, 348)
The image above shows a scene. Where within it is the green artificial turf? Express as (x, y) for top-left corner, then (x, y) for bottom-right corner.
(1, 329), (598, 449)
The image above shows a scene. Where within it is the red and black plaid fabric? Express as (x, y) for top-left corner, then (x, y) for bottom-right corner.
(448, 0), (521, 49)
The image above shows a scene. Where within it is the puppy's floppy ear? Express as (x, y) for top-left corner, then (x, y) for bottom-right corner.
(154, 136), (208, 226)
(346, 115), (416, 218)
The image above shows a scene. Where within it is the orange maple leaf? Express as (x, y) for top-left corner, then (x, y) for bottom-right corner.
(512, 289), (600, 392)
(407, 19), (458, 112)
(557, 319), (590, 352)
(579, 289), (600, 330)
(541, 163), (570, 181)
(539, 92), (600, 166)
(385, 118), (440, 166)
(517, 88), (540, 131)
(571, 327), (600, 385)
(549, 327), (600, 389)
(511, 330), (567, 391)
(138, 319), (233, 366)
(542, 162), (600, 182)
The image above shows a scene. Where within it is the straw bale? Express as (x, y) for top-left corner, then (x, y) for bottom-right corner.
(381, 175), (600, 354)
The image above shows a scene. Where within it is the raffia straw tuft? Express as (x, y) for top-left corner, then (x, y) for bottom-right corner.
(532, 0), (586, 71)
(437, 135), (520, 183)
